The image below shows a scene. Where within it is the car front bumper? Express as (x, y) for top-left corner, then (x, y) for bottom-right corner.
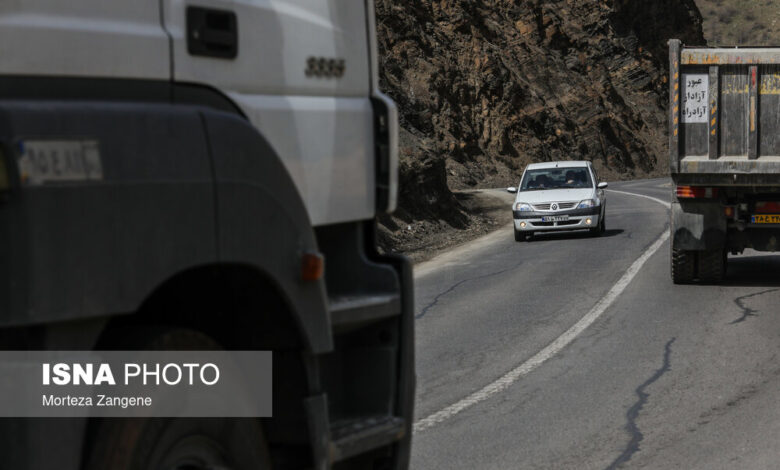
(513, 206), (601, 232)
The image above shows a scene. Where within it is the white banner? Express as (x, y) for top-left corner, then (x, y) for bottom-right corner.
(682, 74), (709, 123)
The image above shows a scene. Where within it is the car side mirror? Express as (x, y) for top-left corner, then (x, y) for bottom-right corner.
(507, 187), (518, 193)
(597, 182), (608, 189)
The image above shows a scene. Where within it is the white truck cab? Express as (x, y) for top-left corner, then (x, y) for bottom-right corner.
(0, 2), (412, 470)
(0, 0), (398, 225)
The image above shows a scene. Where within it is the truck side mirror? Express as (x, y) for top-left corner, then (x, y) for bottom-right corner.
(507, 187), (518, 193)
(597, 182), (608, 189)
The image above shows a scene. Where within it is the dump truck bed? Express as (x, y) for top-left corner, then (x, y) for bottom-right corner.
(670, 40), (780, 185)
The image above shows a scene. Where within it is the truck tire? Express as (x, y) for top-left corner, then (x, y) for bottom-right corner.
(698, 248), (727, 284)
(86, 417), (272, 470)
(85, 329), (272, 470)
(671, 247), (696, 284)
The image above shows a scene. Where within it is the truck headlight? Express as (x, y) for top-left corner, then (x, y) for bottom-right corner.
(515, 202), (533, 211)
(577, 199), (597, 209)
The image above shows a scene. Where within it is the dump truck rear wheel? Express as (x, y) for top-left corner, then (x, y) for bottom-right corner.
(671, 247), (696, 284)
(698, 248), (726, 284)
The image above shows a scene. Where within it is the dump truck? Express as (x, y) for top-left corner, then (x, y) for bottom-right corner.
(0, 1), (413, 469)
(670, 39), (780, 283)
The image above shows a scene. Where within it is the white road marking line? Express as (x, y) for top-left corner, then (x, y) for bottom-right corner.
(413, 189), (670, 433)
(607, 189), (671, 209)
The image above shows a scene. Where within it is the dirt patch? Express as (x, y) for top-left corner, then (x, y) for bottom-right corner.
(694, 0), (777, 45)
(377, 189), (515, 263)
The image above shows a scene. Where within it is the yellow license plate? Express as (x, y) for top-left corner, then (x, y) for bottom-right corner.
(751, 214), (780, 224)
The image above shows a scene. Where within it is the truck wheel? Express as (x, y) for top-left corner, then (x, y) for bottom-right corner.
(85, 329), (272, 470)
(698, 248), (726, 284)
(86, 417), (272, 470)
(671, 248), (696, 284)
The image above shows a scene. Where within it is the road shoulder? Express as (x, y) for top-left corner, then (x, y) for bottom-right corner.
(379, 189), (515, 265)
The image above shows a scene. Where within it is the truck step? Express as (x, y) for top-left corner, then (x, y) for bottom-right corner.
(329, 294), (401, 327)
(329, 415), (406, 462)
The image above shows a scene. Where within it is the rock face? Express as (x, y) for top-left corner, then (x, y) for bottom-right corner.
(375, 0), (704, 227)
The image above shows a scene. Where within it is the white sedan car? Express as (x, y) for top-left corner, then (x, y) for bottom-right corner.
(508, 161), (607, 241)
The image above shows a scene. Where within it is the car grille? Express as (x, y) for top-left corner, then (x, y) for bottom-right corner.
(532, 202), (577, 211)
(531, 220), (579, 227)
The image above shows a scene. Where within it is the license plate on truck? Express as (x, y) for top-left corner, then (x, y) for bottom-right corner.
(542, 215), (569, 222)
(751, 214), (780, 224)
(16, 139), (103, 185)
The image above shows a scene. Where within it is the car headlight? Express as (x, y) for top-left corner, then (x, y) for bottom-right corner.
(577, 199), (598, 209)
(515, 202), (533, 211)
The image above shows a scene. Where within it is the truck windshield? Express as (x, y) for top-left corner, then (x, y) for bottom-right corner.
(520, 167), (592, 191)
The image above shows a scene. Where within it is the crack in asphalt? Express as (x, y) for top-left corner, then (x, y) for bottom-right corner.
(730, 289), (779, 324)
(606, 338), (676, 470)
(416, 263), (522, 319)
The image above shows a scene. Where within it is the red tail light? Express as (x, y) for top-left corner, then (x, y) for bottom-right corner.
(676, 186), (718, 198)
(754, 201), (780, 213)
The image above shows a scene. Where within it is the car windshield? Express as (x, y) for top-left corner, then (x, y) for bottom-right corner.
(519, 167), (593, 191)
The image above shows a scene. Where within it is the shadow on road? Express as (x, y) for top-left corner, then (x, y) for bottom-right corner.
(528, 228), (625, 242)
(722, 254), (780, 287)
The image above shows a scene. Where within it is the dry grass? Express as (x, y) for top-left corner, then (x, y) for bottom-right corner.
(695, 0), (780, 45)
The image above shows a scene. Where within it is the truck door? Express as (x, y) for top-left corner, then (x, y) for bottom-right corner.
(160, 0), (378, 226)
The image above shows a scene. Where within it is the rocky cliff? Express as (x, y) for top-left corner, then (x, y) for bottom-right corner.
(375, 0), (704, 248)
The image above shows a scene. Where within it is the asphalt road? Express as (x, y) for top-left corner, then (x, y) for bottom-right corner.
(411, 178), (780, 469)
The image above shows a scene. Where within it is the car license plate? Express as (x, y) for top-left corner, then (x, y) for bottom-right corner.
(542, 215), (569, 222)
(752, 214), (780, 224)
